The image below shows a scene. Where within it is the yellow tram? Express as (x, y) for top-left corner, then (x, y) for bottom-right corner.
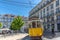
(28, 19), (44, 40)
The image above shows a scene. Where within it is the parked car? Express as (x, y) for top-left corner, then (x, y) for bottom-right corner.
(0, 28), (12, 34)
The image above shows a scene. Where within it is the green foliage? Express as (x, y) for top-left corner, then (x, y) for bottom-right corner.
(0, 22), (2, 28)
(10, 16), (24, 30)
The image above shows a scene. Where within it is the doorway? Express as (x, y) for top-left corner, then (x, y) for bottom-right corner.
(57, 23), (60, 32)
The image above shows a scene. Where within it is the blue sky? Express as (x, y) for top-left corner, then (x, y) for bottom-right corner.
(0, 0), (41, 17)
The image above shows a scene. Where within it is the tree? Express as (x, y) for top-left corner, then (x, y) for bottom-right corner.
(10, 16), (24, 31)
(0, 22), (2, 28)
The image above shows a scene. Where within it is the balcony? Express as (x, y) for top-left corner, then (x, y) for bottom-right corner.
(38, 0), (54, 12)
(40, 0), (54, 10)
(29, 16), (39, 20)
(57, 20), (60, 23)
(56, 10), (60, 15)
(29, 11), (35, 17)
(29, 0), (55, 17)
(29, 8), (40, 17)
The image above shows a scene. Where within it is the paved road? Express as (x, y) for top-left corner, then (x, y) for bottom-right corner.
(20, 32), (60, 40)
(0, 32), (60, 40)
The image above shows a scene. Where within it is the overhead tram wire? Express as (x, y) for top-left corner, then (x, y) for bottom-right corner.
(0, 1), (34, 8)
(28, 0), (33, 8)
(0, 0), (36, 8)
(3, 0), (36, 5)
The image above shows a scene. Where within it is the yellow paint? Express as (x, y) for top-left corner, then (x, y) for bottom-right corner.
(29, 28), (43, 36)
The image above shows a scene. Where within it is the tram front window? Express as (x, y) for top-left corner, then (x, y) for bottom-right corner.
(32, 22), (36, 28)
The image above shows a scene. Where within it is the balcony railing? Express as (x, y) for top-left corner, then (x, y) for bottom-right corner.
(40, 0), (54, 10)
(29, 16), (39, 20)
(56, 10), (60, 14)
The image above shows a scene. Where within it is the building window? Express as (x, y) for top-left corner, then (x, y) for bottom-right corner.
(43, 9), (45, 16)
(56, 8), (60, 13)
(41, 5), (42, 8)
(51, 24), (54, 28)
(47, 0), (50, 4)
(35, 8), (38, 12)
(51, 17), (54, 21)
(47, 24), (50, 29)
(40, 6), (41, 9)
(47, 6), (49, 11)
(56, 8), (59, 13)
(57, 16), (60, 20)
(43, 3), (46, 7)
(41, 11), (42, 19)
(47, 19), (49, 22)
(51, 4), (53, 9)
(47, 12), (49, 16)
(56, 0), (59, 7)
(57, 23), (60, 32)
(51, 10), (54, 15)
(43, 8), (45, 13)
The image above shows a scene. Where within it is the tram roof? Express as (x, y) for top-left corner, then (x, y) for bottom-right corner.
(28, 19), (43, 22)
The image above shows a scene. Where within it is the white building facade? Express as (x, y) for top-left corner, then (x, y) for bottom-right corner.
(0, 14), (14, 28)
(0, 14), (28, 32)
(20, 17), (28, 33)
(29, 0), (60, 32)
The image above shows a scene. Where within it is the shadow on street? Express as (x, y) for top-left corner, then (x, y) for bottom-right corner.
(43, 31), (55, 39)
(17, 35), (30, 40)
(43, 30), (60, 39)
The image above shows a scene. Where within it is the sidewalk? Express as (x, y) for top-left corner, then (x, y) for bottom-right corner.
(42, 36), (60, 40)
(0, 33), (28, 40)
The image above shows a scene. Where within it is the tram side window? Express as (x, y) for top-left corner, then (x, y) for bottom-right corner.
(29, 24), (31, 28)
(37, 21), (41, 27)
(37, 24), (41, 28)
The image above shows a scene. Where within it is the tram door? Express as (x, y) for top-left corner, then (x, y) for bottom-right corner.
(57, 23), (60, 32)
